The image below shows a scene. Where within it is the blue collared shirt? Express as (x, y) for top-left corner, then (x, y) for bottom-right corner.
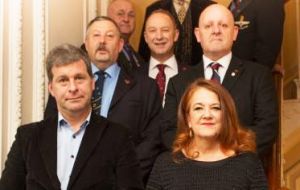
(91, 63), (120, 117)
(57, 112), (91, 190)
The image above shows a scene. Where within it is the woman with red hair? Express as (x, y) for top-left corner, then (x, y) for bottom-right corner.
(147, 79), (268, 189)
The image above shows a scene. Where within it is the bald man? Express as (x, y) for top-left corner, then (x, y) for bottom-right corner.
(107, 0), (146, 72)
(162, 4), (278, 158)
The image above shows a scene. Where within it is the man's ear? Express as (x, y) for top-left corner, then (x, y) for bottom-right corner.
(174, 29), (179, 42)
(92, 78), (95, 91)
(194, 27), (201, 43)
(144, 31), (149, 44)
(48, 82), (55, 97)
(118, 38), (124, 53)
(233, 25), (239, 41)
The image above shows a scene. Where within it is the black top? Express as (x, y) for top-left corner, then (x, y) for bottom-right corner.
(147, 151), (268, 190)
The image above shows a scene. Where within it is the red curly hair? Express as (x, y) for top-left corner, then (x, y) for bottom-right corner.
(172, 79), (256, 162)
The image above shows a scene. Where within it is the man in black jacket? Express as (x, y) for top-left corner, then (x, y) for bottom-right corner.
(0, 44), (143, 190)
(45, 16), (162, 185)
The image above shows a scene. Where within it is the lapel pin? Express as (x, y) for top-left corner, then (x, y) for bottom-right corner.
(124, 79), (130, 85)
(235, 15), (250, 30)
(231, 69), (239, 77)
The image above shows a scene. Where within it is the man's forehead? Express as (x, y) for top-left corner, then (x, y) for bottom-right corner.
(52, 61), (86, 71)
(89, 21), (119, 32)
(110, 0), (133, 10)
(200, 5), (233, 22)
(147, 14), (173, 26)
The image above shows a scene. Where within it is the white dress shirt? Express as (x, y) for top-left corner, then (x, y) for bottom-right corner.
(203, 52), (232, 83)
(149, 55), (178, 106)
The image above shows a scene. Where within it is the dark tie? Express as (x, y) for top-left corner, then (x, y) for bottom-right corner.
(155, 64), (166, 99)
(210, 62), (221, 83)
(230, 0), (240, 12)
(123, 43), (139, 67)
(92, 71), (106, 115)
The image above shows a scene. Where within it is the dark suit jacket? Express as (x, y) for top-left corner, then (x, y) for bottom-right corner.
(118, 45), (146, 73)
(138, 0), (214, 65)
(162, 56), (279, 156)
(44, 68), (162, 184)
(0, 113), (144, 190)
(230, 0), (284, 69)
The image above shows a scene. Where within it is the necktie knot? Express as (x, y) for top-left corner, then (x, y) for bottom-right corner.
(95, 70), (106, 79)
(209, 62), (221, 83)
(178, 0), (185, 5)
(210, 62), (221, 71)
(157, 64), (166, 73)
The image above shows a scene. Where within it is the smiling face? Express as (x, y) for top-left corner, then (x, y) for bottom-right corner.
(187, 87), (222, 140)
(194, 4), (238, 60)
(144, 11), (179, 62)
(85, 19), (124, 70)
(48, 60), (95, 116)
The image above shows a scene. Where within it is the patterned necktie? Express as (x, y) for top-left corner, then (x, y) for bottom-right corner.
(177, 0), (186, 24)
(123, 43), (139, 67)
(155, 64), (166, 99)
(210, 62), (221, 83)
(91, 71), (106, 115)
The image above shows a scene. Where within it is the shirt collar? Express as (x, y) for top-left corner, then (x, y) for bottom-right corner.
(203, 52), (232, 69)
(149, 55), (178, 71)
(58, 111), (91, 130)
(91, 62), (120, 79)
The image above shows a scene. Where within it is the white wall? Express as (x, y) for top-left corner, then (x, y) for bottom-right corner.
(0, 0), (93, 172)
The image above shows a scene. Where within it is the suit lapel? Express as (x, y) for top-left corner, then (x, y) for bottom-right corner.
(68, 113), (107, 188)
(194, 61), (205, 79)
(237, 0), (252, 14)
(109, 69), (135, 110)
(160, 0), (173, 9)
(178, 62), (189, 72)
(222, 56), (244, 91)
(38, 116), (61, 189)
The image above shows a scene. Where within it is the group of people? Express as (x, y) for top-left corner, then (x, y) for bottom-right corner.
(0, 0), (284, 189)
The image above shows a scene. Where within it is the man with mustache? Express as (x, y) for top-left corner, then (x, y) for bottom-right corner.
(45, 16), (162, 185)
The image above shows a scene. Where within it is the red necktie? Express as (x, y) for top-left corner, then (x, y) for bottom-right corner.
(155, 64), (166, 99)
(210, 62), (221, 83)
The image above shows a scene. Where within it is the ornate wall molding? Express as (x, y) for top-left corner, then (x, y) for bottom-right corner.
(99, 0), (109, 16)
(0, 0), (4, 172)
(7, 0), (23, 151)
(32, 0), (46, 121)
(83, 0), (97, 39)
(297, 0), (300, 77)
